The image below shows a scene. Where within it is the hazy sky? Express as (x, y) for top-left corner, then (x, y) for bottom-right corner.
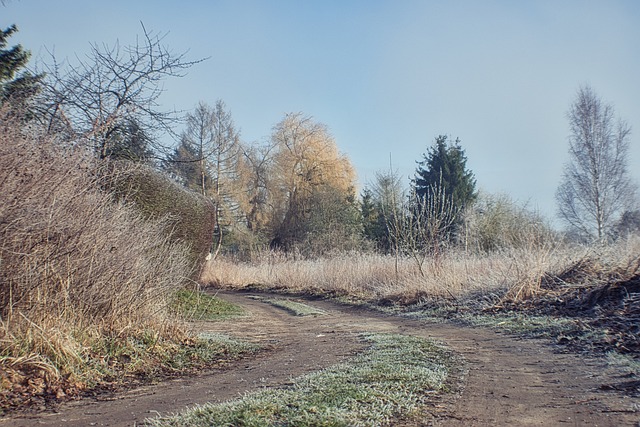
(5, 0), (640, 223)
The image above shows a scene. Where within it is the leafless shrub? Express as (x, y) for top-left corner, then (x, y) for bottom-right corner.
(0, 109), (191, 384)
(387, 183), (457, 278)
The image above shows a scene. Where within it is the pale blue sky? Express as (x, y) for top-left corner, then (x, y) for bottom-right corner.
(5, 0), (640, 223)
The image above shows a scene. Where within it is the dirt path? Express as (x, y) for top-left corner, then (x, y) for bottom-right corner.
(4, 291), (639, 426)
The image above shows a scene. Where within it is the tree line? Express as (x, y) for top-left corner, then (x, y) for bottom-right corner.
(2, 24), (638, 259)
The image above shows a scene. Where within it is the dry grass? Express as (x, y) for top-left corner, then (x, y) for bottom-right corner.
(0, 113), (193, 407)
(202, 244), (568, 305)
(203, 232), (640, 361)
(203, 235), (640, 309)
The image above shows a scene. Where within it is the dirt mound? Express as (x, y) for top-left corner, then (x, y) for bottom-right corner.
(494, 260), (640, 356)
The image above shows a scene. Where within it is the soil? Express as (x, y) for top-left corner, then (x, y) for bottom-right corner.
(3, 290), (639, 426)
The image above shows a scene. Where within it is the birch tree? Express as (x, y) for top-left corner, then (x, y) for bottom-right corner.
(556, 85), (635, 242)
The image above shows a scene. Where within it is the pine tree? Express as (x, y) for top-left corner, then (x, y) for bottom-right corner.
(360, 189), (381, 241)
(414, 135), (477, 215)
(0, 25), (42, 103)
(164, 138), (211, 191)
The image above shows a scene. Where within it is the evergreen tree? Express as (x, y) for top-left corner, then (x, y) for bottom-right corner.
(413, 135), (477, 215)
(103, 118), (154, 163)
(360, 189), (381, 240)
(164, 137), (211, 191)
(0, 25), (42, 103)
(360, 187), (393, 251)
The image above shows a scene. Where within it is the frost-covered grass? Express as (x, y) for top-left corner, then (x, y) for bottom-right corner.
(606, 352), (640, 378)
(148, 333), (456, 426)
(203, 247), (566, 304)
(250, 296), (327, 316)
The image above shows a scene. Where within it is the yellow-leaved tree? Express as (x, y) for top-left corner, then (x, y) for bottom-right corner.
(267, 113), (360, 253)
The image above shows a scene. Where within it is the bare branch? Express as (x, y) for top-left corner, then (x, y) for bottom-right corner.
(34, 23), (207, 159)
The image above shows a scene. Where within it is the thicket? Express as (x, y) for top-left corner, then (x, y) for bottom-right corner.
(459, 192), (558, 253)
(0, 114), (193, 406)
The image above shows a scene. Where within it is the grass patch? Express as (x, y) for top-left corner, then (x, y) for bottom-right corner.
(454, 312), (603, 346)
(172, 290), (245, 321)
(0, 326), (258, 413)
(460, 313), (584, 337)
(168, 333), (259, 371)
(251, 296), (327, 316)
(404, 306), (618, 357)
(148, 333), (457, 426)
(404, 307), (588, 338)
(86, 330), (257, 379)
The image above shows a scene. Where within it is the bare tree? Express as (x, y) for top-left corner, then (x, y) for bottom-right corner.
(36, 24), (203, 158)
(168, 100), (241, 258)
(208, 100), (241, 258)
(556, 85), (635, 242)
(170, 101), (216, 195)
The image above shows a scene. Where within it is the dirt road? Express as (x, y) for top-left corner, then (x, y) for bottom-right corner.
(4, 291), (639, 426)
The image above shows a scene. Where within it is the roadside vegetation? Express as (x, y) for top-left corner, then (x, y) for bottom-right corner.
(149, 333), (458, 427)
(204, 236), (640, 374)
(172, 289), (245, 321)
(1, 18), (639, 421)
(0, 112), (254, 412)
(0, 25), (259, 413)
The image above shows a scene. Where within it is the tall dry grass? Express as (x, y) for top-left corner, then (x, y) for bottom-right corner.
(203, 235), (640, 307)
(202, 245), (565, 304)
(0, 114), (191, 393)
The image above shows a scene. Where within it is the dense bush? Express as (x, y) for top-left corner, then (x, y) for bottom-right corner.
(105, 162), (216, 277)
(0, 114), (192, 386)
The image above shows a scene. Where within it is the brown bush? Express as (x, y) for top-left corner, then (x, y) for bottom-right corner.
(0, 112), (191, 390)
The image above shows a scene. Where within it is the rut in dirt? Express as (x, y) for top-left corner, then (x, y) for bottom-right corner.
(3, 290), (639, 427)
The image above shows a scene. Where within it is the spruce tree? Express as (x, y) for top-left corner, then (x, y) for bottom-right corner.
(103, 118), (154, 163)
(413, 135), (477, 218)
(0, 25), (42, 103)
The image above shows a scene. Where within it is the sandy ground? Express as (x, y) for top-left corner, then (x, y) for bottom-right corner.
(3, 290), (639, 426)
